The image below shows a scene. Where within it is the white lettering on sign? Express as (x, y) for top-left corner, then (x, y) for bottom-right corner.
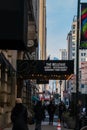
(44, 62), (68, 72)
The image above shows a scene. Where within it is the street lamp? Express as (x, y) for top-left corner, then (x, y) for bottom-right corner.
(59, 80), (62, 102)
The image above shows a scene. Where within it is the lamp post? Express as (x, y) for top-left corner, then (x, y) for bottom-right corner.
(59, 80), (62, 102)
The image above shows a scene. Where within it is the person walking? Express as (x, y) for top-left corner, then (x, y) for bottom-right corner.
(58, 101), (66, 122)
(34, 101), (43, 130)
(11, 98), (29, 130)
(76, 100), (83, 130)
(47, 101), (56, 125)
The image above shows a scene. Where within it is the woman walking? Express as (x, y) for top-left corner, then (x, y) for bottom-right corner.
(11, 98), (29, 130)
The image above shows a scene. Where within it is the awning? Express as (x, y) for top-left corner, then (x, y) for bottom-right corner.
(0, 52), (16, 72)
(32, 96), (40, 101)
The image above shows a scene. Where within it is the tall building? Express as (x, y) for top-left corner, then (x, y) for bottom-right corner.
(0, 0), (40, 127)
(67, 15), (87, 98)
(36, 0), (47, 95)
(59, 49), (67, 60)
(39, 0), (47, 60)
(67, 16), (87, 73)
(58, 49), (68, 102)
(67, 31), (72, 60)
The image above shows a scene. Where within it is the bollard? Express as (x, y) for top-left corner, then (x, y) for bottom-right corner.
(57, 119), (61, 130)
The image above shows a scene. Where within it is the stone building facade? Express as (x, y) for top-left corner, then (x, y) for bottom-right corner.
(0, 0), (40, 128)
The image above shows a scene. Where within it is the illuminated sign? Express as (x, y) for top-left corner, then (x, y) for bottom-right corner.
(17, 60), (74, 80)
(44, 62), (68, 72)
(80, 3), (87, 48)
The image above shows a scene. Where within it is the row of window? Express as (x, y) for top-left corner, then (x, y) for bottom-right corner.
(72, 53), (86, 57)
(72, 57), (86, 62)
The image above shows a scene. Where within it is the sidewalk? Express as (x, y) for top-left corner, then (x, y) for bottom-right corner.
(2, 114), (74, 130)
(3, 124), (74, 130)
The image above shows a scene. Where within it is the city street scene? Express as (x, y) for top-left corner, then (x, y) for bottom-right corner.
(0, 0), (87, 130)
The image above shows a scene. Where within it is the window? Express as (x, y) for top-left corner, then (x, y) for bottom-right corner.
(81, 53), (83, 56)
(72, 47), (75, 51)
(81, 58), (85, 61)
(73, 30), (75, 34)
(72, 25), (76, 29)
(72, 36), (75, 40)
(72, 53), (75, 56)
(84, 53), (86, 56)
(72, 42), (75, 46)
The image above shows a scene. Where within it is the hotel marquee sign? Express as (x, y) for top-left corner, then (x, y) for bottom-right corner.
(44, 62), (68, 72)
(17, 60), (74, 80)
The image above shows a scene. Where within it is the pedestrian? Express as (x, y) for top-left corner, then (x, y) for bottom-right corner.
(34, 101), (43, 130)
(58, 101), (66, 122)
(47, 100), (56, 125)
(42, 102), (46, 121)
(11, 98), (29, 130)
(76, 100), (83, 130)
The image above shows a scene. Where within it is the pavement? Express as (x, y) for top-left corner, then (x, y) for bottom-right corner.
(3, 124), (73, 130)
(3, 113), (74, 130)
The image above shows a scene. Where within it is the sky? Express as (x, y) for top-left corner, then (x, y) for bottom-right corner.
(46, 0), (86, 59)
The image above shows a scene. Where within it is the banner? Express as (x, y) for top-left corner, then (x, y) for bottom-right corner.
(80, 3), (87, 48)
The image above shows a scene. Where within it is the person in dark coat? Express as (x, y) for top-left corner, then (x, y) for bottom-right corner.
(47, 101), (56, 125)
(11, 98), (29, 130)
(34, 101), (43, 130)
(76, 100), (83, 130)
(58, 101), (66, 122)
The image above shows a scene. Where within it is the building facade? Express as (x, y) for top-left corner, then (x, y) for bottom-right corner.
(0, 0), (42, 127)
(67, 15), (87, 102)
(39, 0), (47, 60)
(38, 0), (47, 94)
(58, 49), (68, 103)
(59, 49), (67, 60)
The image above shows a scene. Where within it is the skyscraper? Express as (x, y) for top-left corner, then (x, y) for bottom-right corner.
(67, 15), (87, 96)
(59, 49), (67, 60)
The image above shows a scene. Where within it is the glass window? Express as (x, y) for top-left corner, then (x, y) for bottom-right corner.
(72, 53), (75, 56)
(73, 30), (75, 34)
(72, 47), (75, 51)
(72, 42), (75, 46)
(72, 36), (75, 40)
(81, 53), (83, 56)
(72, 25), (76, 29)
(84, 53), (86, 56)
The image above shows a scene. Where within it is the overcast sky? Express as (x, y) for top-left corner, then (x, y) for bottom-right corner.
(46, 0), (87, 59)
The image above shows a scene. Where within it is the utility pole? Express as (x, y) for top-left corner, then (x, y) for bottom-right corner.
(75, 0), (80, 129)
